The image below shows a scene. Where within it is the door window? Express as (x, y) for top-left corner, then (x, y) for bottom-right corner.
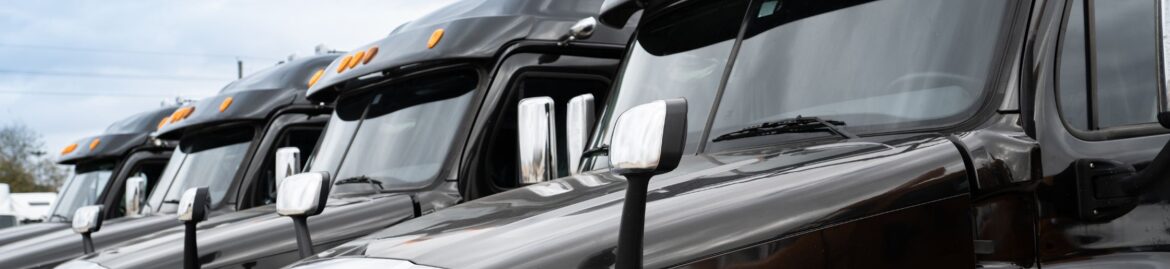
(1057, 0), (1160, 131)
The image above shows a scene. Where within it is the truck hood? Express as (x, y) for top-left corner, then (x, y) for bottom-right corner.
(0, 222), (68, 246)
(304, 134), (970, 268)
(82, 193), (415, 269)
(0, 214), (176, 268)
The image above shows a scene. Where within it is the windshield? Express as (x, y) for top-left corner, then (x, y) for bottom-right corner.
(307, 70), (477, 194)
(587, 0), (750, 164)
(149, 128), (253, 213)
(709, 0), (1010, 147)
(47, 162), (115, 222)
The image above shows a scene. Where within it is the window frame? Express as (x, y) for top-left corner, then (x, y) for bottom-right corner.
(1054, 0), (1170, 140)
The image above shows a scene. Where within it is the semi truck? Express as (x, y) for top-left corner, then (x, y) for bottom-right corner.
(0, 107), (175, 245)
(286, 0), (1170, 268)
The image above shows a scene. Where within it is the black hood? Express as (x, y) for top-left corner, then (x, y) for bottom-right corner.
(306, 0), (636, 100)
(154, 54), (339, 139)
(57, 106), (176, 165)
(301, 134), (971, 268)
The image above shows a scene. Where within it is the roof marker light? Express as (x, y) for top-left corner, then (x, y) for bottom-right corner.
(171, 106), (195, 123)
(336, 56), (353, 73)
(62, 143), (78, 155)
(362, 47), (378, 64)
(348, 51), (365, 70)
(89, 138), (101, 150)
(308, 69), (325, 88)
(219, 97), (233, 113)
(428, 29), (444, 49)
(157, 118), (170, 130)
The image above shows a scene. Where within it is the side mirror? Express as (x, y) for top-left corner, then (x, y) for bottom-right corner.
(177, 187), (209, 269)
(71, 205), (104, 254)
(566, 94), (596, 175)
(518, 97), (558, 184)
(610, 98), (687, 269)
(276, 172), (331, 258)
(275, 147), (302, 189)
(560, 17), (598, 46)
(124, 177), (148, 218)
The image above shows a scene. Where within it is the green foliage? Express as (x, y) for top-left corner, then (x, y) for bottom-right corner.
(0, 122), (68, 192)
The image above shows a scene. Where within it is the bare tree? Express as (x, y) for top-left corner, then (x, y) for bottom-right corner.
(0, 122), (66, 192)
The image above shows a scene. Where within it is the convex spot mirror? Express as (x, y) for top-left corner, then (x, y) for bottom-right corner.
(124, 177), (148, 218)
(609, 98), (687, 175)
(275, 147), (302, 189)
(72, 205), (104, 234)
(177, 187), (209, 223)
(518, 97), (558, 184)
(276, 172), (331, 217)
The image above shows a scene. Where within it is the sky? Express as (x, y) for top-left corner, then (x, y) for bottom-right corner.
(0, 0), (456, 157)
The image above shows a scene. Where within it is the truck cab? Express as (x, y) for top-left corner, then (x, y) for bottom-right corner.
(287, 0), (1170, 268)
(0, 54), (336, 268)
(0, 107), (176, 246)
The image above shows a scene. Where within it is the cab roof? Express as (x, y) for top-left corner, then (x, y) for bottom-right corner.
(57, 106), (177, 165)
(153, 54), (339, 139)
(306, 0), (635, 100)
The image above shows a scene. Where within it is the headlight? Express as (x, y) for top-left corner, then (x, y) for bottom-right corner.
(290, 257), (442, 269)
(55, 260), (110, 269)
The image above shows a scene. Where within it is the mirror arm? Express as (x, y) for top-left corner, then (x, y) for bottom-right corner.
(293, 216), (314, 258)
(615, 173), (651, 269)
(1119, 136), (1170, 193)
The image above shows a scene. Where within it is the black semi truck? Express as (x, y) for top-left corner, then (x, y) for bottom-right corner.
(0, 107), (175, 246)
(0, 54), (337, 268)
(286, 0), (1170, 268)
(61, 0), (633, 268)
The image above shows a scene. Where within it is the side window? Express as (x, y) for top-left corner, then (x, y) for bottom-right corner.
(1058, 0), (1159, 131)
(477, 73), (610, 190)
(250, 126), (324, 206)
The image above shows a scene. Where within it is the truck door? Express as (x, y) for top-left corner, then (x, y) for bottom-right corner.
(1035, 0), (1170, 265)
(461, 53), (618, 200)
(238, 112), (328, 209)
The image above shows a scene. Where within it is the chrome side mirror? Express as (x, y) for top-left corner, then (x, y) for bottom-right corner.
(518, 97), (558, 184)
(566, 94), (595, 175)
(72, 205), (104, 254)
(275, 147), (302, 189)
(124, 177), (148, 218)
(276, 172), (331, 258)
(177, 187), (209, 269)
(560, 17), (598, 46)
(610, 98), (687, 269)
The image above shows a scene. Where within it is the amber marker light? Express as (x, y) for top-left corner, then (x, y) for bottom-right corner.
(157, 118), (170, 130)
(362, 46), (378, 64)
(308, 69), (325, 88)
(219, 97), (234, 113)
(428, 29), (444, 49)
(89, 138), (101, 150)
(348, 51), (365, 70)
(171, 106), (195, 123)
(62, 143), (78, 155)
(336, 55), (352, 73)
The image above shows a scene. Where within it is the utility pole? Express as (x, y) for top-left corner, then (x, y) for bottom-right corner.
(237, 58), (243, 79)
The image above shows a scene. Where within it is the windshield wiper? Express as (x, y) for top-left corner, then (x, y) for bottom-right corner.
(48, 213), (69, 222)
(712, 116), (857, 142)
(162, 199), (181, 204)
(335, 176), (384, 189)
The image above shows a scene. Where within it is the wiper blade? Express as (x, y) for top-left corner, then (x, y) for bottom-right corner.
(162, 199), (180, 204)
(712, 116), (857, 142)
(335, 176), (384, 188)
(581, 144), (609, 157)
